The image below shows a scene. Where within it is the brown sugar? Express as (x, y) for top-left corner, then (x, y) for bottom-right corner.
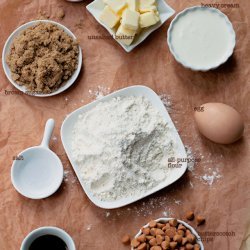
(7, 22), (79, 94)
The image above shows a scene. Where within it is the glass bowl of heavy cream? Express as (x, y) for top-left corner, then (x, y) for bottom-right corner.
(167, 6), (236, 71)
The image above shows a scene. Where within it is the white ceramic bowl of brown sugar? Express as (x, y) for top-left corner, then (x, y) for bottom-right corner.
(131, 218), (204, 250)
(2, 20), (82, 97)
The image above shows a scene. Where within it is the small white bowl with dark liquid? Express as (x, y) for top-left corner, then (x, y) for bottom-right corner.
(20, 227), (75, 250)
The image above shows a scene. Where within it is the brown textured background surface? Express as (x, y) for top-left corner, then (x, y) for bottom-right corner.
(0, 0), (249, 249)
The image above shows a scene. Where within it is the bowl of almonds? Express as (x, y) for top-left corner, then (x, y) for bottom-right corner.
(131, 218), (204, 250)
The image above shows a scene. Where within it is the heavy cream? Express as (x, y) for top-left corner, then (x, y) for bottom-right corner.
(169, 7), (235, 70)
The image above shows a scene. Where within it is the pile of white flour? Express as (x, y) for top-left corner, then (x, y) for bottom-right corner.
(72, 96), (176, 201)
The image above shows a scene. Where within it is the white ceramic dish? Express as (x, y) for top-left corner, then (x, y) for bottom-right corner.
(20, 226), (75, 250)
(167, 6), (236, 71)
(2, 20), (82, 97)
(132, 218), (204, 250)
(61, 85), (187, 209)
(86, 0), (175, 52)
(11, 119), (64, 199)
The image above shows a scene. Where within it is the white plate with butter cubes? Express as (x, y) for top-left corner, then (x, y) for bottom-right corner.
(86, 0), (175, 52)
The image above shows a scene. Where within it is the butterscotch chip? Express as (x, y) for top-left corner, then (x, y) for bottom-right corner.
(149, 220), (157, 228)
(138, 242), (147, 250)
(150, 228), (157, 236)
(196, 216), (206, 226)
(194, 243), (201, 250)
(161, 240), (170, 249)
(186, 243), (194, 249)
(169, 241), (177, 249)
(121, 234), (130, 245)
(142, 227), (150, 235)
(173, 234), (182, 244)
(178, 224), (186, 231)
(165, 229), (175, 239)
(150, 246), (162, 250)
(177, 230), (185, 236)
(156, 235), (163, 245)
(169, 219), (178, 227)
(182, 237), (188, 245)
(131, 238), (140, 248)
(146, 236), (155, 241)
(187, 234), (196, 244)
(157, 223), (165, 229)
(156, 229), (165, 235)
(149, 238), (157, 246)
(137, 234), (146, 242)
(185, 211), (195, 221)
(165, 236), (170, 242)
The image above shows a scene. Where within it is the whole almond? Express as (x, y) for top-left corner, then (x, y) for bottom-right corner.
(186, 229), (192, 236)
(121, 234), (130, 245)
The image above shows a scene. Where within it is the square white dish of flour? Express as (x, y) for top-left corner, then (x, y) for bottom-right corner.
(86, 0), (175, 52)
(61, 86), (187, 209)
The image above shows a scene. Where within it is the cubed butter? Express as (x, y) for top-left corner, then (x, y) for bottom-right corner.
(127, 0), (139, 11)
(106, 0), (127, 13)
(140, 11), (159, 28)
(100, 6), (120, 28)
(139, 0), (156, 7)
(121, 9), (140, 31)
(139, 5), (157, 13)
(116, 25), (136, 45)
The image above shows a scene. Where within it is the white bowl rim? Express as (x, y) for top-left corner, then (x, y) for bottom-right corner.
(20, 226), (76, 250)
(132, 217), (205, 250)
(2, 19), (82, 97)
(167, 6), (236, 71)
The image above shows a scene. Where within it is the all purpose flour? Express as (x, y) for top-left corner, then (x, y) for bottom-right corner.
(72, 96), (176, 201)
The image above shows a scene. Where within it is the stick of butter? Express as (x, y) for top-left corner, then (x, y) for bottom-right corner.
(126, 0), (138, 11)
(116, 25), (136, 45)
(140, 11), (160, 28)
(100, 6), (120, 28)
(106, 0), (127, 13)
(121, 9), (140, 31)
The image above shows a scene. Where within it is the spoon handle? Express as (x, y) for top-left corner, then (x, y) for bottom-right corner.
(40, 119), (55, 148)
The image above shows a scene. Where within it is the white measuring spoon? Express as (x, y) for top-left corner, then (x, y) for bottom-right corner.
(11, 119), (64, 199)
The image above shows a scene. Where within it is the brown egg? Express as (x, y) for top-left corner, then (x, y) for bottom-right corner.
(194, 103), (244, 144)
